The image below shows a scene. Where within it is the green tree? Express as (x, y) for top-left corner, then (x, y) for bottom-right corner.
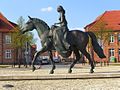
(11, 16), (35, 68)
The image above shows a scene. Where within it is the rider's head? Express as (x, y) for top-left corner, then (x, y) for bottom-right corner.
(57, 5), (65, 14)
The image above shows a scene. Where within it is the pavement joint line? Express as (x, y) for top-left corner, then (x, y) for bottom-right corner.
(0, 73), (119, 81)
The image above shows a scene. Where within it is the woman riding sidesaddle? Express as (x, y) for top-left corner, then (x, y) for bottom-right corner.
(50, 5), (70, 54)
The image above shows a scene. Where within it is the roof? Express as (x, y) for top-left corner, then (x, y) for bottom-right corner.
(85, 10), (120, 31)
(0, 12), (17, 31)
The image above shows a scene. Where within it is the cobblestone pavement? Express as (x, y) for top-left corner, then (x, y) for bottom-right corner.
(0, 64), (119, 90)
(0, 79), (120, 90)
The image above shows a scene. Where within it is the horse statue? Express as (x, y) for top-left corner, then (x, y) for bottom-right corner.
(22, 16), (106, 74)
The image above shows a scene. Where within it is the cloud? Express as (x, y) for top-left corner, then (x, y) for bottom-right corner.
(41, 6), (53, 12)
(70, 27), (85, 31)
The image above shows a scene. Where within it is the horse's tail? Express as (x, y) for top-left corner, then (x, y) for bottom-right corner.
(87, 32), (106, 59)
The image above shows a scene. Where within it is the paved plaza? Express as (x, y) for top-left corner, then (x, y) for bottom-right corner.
(0, 64), (119, 90)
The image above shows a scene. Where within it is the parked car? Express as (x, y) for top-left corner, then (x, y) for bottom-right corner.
(35, 57), (50, 65)
(41, 58), (50, 65)
(35, 57), (42, 65)
(53, 57), (61, 63)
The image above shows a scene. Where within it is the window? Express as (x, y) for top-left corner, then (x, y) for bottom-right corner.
(118, 33), (120, 42)
(97, 38), (101, 45)
(5, 50), (12, 59)
(5, 35), (11, 44)
(109, 48), (114, 56)
(119, 49), (120, 56)
(97, 38), (103, 49)
(109, 34), (114, 43)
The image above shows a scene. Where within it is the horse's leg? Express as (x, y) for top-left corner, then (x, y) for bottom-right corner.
(32, 46), (47, 72)
(68, 49), (81, 73)
(81, 49), (94, 73)
(48, 51), (56, 74)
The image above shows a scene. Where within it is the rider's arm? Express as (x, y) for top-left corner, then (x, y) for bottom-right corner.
(55, 14), (64, 25)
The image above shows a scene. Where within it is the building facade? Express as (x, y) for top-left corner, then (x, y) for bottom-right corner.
(0, 12), (17, 64)
(85, 10), (120, 63)
(0, 12), (36, 64)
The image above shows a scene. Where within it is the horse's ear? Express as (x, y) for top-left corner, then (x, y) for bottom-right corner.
(28, 16), (32, 20)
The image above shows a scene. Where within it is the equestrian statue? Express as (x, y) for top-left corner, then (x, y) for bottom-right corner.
(22, 5), (106, 74)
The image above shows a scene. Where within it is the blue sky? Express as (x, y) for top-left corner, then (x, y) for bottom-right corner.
(1, 0), (120, 50)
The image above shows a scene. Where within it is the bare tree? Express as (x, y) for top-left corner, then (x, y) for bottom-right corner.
(88, 20), (112, 66)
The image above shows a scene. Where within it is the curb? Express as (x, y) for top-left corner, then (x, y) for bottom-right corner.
(0, 73), (120, 81)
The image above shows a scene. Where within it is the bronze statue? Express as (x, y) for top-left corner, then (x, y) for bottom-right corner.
(22, 6), (106, 74)
(51, 5), (70, 55)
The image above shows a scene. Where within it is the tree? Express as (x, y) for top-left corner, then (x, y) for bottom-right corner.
(91, 21), (112, 46)
(88, 20), (112, 66)
(11, 16), (35, 68)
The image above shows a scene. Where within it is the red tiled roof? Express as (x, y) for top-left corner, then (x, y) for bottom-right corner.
(0, 12), (16, 31)
(85, 10), (120, 31)
(9, 21), (18, 27)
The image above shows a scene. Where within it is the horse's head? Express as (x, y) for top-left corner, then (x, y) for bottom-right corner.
(22, 16), (35, 34)
(22, 16), (50, 36)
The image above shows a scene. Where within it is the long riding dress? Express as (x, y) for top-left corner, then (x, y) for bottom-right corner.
(52, 12), (70, 57)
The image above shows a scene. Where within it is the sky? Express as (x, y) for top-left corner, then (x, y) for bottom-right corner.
(1, 0), (120, 50)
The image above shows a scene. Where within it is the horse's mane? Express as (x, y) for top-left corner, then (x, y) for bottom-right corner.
(33, 18), (50, 30)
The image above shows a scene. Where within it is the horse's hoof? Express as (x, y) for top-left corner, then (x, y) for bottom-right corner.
(68, 69), (72, 73)
(32, 66), (36, 72)
(49, 70), (54, 74)
(90, 70), (94, 73)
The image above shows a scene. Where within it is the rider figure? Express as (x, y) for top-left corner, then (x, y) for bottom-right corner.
(53, 5), (70, 52)
(55, 5), (68, 30)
